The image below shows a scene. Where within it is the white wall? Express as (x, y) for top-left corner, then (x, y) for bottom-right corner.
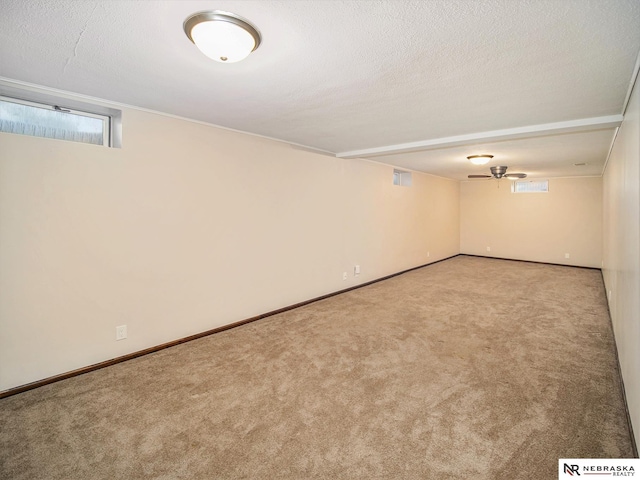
(0, 106), (460, 392)
(602, 74), (640, 447)
(460, 176), (603, 268)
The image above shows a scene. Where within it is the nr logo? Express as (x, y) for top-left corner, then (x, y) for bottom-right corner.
(564, 463), (581, 476)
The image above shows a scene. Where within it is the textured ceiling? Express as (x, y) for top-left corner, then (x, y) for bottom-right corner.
(0, 0), (639, 179)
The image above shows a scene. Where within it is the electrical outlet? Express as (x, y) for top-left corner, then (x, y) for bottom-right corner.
(342, 272), (348, 281)
(565, 253), (570, 259)
(116, 325), (127, 341)
(354, 265), (361, 275)
(486, 247), (491, 252)
(427, 251), (430, 257)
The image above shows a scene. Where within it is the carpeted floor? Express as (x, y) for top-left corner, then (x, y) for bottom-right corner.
(0, 256), (635, 479)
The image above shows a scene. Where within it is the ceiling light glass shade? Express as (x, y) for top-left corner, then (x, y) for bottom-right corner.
(467, 154), (493, 165)
(184, 11), (261, 63)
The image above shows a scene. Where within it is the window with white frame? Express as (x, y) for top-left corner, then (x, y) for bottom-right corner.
(393, 169), (412, 187)
(511, 179), (549, 193)
(0, 96), (111, 146)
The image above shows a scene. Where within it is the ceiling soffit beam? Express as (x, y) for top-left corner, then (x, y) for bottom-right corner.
(335, 115), (624, 159)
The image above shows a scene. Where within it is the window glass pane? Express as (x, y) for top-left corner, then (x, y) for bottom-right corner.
(0, 99), (106, 146)
(393, 169), (412, 187)
(513, 180), (549, 193)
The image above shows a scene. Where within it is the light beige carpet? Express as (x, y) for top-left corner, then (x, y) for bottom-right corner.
(0, 256), (635, 479)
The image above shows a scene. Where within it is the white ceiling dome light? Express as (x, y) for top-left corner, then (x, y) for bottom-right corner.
(467, 154), (493, 165)
(183, 11), (261, 63)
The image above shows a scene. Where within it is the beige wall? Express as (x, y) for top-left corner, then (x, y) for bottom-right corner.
(602, 74), (640, 447)
(0, 107), (460, 392)
(460, 176), (602, 268)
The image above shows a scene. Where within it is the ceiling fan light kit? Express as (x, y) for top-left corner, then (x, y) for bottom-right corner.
(467, 154), (493, 165)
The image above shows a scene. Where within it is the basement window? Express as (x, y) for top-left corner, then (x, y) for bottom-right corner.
(512, 179), (549, 193)
(0, 96), (113, 147)
(393, 169), (412, 187)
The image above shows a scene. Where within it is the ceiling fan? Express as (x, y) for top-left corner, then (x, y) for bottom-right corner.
(468, 166), (527, 180)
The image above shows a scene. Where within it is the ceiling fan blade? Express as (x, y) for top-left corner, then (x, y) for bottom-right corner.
(505, 173), (527, 179)
(468, 175), (492, 178)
